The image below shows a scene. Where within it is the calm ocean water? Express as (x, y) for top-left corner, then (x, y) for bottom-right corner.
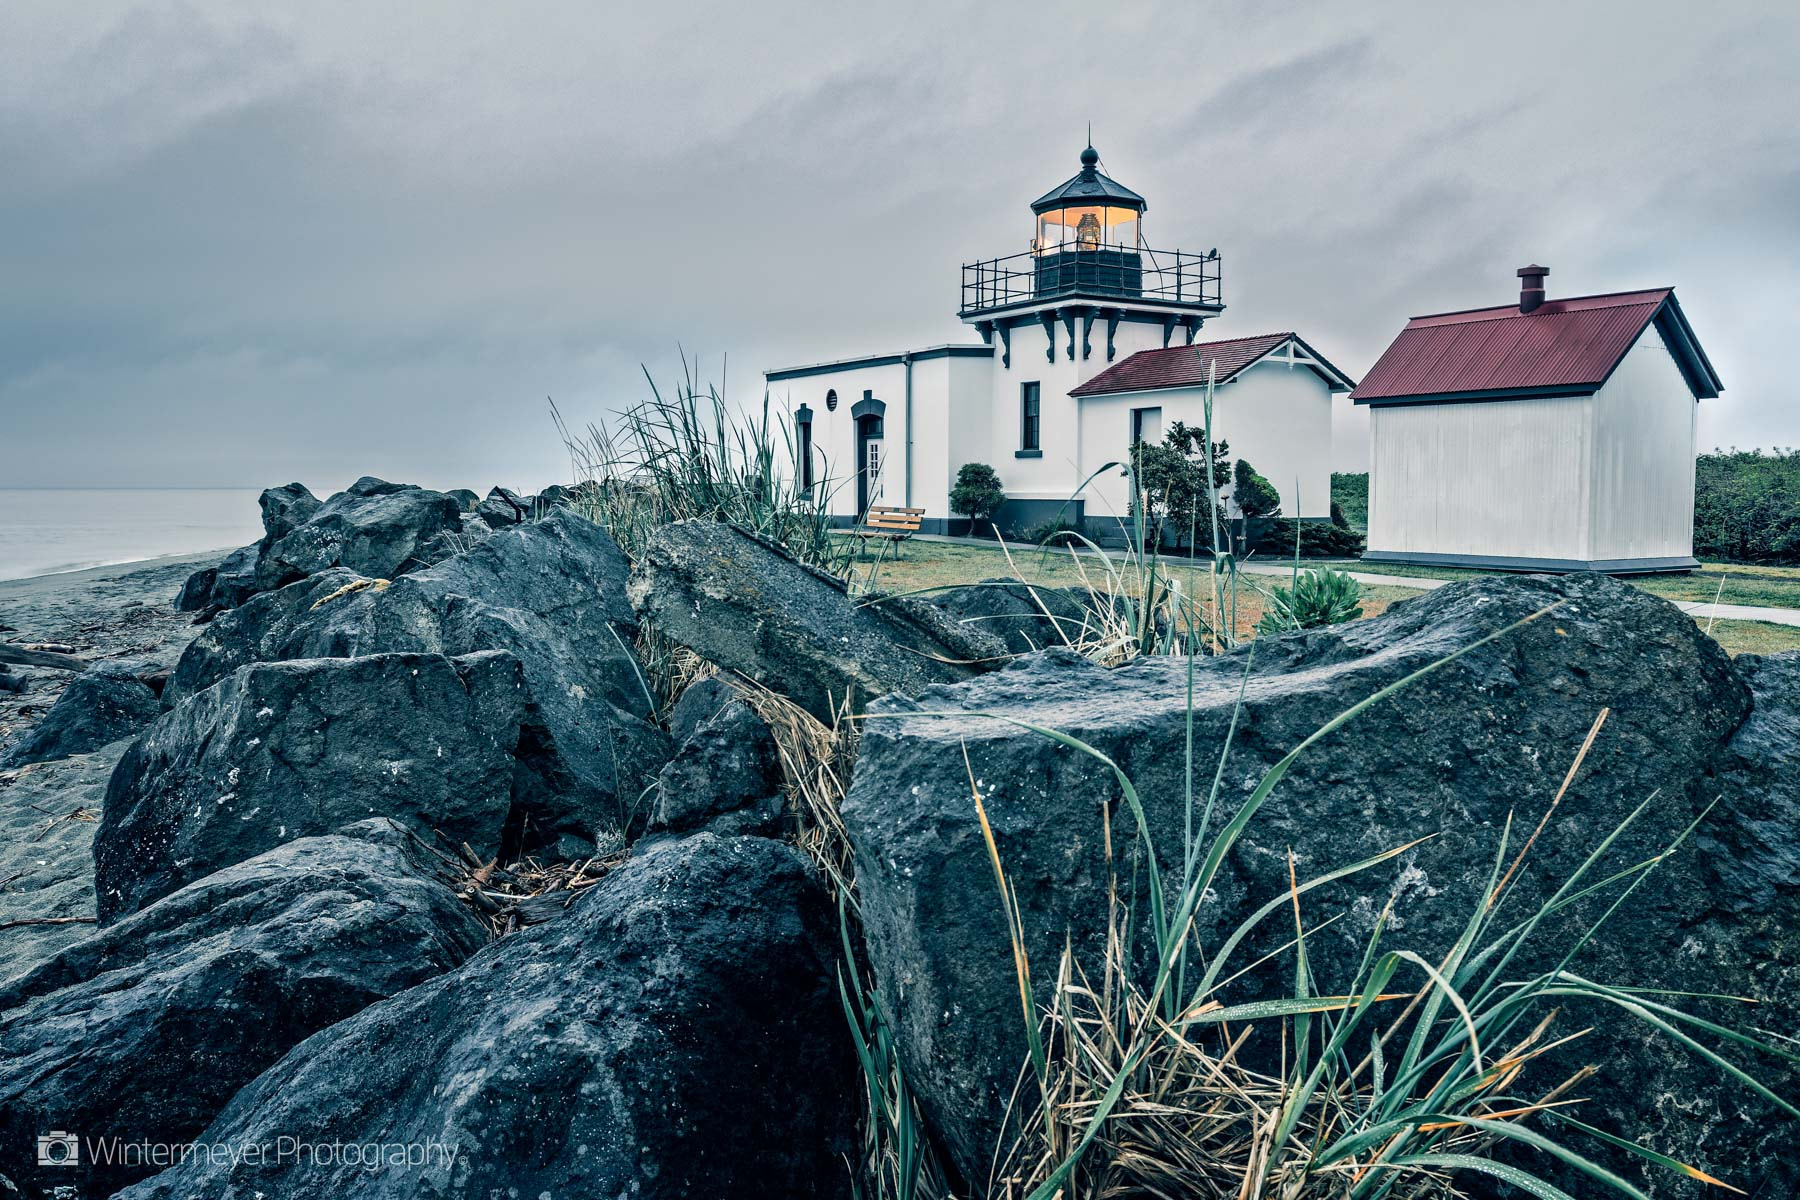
(0, 489), (267, 582)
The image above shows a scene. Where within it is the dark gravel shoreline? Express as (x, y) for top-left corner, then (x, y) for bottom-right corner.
(0, 552), (220, 750)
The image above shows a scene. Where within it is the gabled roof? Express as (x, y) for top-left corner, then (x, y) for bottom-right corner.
(1070, 333), (1357, 398)
(1030, 145), (1147, 214)
(1351, 288), (1722, 405)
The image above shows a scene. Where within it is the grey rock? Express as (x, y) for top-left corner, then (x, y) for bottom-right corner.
(0, 819), (487, 1197)
(164, 567), (370, 702)
(174, 486), (321, 613)
(0, 667), (160, 767)
(0, 744), (121, 986)
(924, 578), (1090, 655)
(844, 573), (1791, 1194)
(475, 485), (532, 528)
(165, 512), (668, 844)
(254, 476), (462, 591)
(96, 651), (526, 923)
(175, 540), (260, 612)
(1706, 651), (1800, 907)
(666, 674), (739, 744)
(630, 520), (1007, 719)
(446, 487), (480, 511)
(257, 481), (321, 542)
(649, 680), (786, 836)
(117, 834), (856, 1200)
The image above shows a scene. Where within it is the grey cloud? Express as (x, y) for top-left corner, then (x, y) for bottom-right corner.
(1, 1), (1797, 489)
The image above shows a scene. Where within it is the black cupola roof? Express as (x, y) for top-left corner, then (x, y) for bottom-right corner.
(1029, 144), (1147, 214)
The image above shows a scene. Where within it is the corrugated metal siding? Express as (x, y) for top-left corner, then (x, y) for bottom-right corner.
(1354, 291), (1669, 401)
(1587, 324), (1698, 560)
(1368, 395), (1592, 560)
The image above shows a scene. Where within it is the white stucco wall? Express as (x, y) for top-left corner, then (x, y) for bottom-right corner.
(768, 360), (906, 520)
(981, 314), (1173, 506)
(1075, 357), (1336, 521)
(766, 348), (996, 522)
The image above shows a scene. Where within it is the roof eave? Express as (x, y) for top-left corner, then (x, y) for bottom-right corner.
(1352, 384), (1599, 407)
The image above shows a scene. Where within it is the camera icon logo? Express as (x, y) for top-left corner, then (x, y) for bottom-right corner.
(37, 1131), (79, 1167)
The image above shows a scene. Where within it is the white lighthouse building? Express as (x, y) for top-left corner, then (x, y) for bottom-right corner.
(765, 145), (1353, 538)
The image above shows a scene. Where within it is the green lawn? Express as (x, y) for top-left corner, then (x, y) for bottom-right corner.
(1324, 558), (1800, 610)
(846, 537), (1800, 657)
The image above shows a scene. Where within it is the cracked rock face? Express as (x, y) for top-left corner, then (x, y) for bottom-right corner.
(96, 650), (527, 922)
(845, 572), (1795, 1195)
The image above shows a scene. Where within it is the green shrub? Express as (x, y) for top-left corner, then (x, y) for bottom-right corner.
(1021, 517), (1083, 545)
(1250, 518), (1365, 558)
(1331, 471), (1368, 533)
(1694, 448), (1800, 564)
(1254, 566), (1364, 634)
(950, 462), (1006, 522)
(1231, 458), (1282, 519)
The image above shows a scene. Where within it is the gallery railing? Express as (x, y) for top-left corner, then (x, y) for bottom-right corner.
(960, 245), (1222, 316)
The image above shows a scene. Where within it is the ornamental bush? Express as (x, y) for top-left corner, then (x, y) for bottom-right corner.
(950, 462), (1006, 522)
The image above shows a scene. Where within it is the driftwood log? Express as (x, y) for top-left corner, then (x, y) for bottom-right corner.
(0, 646), (87, 672)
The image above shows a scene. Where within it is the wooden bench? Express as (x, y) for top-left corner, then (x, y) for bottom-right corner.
(852, 506), (925, 556)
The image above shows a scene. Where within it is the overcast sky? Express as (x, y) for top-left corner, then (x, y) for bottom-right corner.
(3, 2), (1796, 492)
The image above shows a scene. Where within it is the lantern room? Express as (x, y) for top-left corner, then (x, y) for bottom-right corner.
(1029, 144), (1148, 301)
(1031, 145), (1145, 252)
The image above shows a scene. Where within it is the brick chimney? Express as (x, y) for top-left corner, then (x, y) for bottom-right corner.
(1517, 264), (1549, 314)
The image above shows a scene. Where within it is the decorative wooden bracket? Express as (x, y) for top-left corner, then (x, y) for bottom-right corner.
(1040, 310), (1057, 363)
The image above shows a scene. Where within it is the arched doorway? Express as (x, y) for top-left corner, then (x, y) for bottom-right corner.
(851, 394), (887, 517)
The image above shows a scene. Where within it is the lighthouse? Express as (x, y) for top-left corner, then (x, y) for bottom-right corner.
(765, 144), (1350, 537)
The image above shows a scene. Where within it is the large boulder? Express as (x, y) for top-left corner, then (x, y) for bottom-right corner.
(924, 578), (1091, 655)
(630, 520), (1007, 719)
(164, 511), (668, 845)
(0, 819), (487, 1197)
(0, 744), (121, 986)
(96, 651), (526, 922)
(0, 666), (159, 767)
(254, 476), (462, 592)
(117, 834), (857, 1200)
(164, 567), (370, 701)
(843, 573), (1794, 1194)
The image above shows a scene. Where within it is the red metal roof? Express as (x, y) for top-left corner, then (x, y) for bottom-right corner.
(1071, 332), (1354, 397)
(1351, 288), (1720, 403)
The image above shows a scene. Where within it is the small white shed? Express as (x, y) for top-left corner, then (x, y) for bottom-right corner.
(1354, 267), (1722, 573)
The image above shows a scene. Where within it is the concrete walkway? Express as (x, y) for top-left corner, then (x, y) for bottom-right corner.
(902, 533), (1800, 628)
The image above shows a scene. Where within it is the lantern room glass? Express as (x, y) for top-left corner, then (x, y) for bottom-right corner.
(1035, 205), (1141, 254)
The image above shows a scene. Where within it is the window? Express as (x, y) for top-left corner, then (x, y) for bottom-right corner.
(825, 388), (838, 412)
(1131, 406), (1162, 446)
(1020, 382), (1041, 452)
(797, 416), (814, 492)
